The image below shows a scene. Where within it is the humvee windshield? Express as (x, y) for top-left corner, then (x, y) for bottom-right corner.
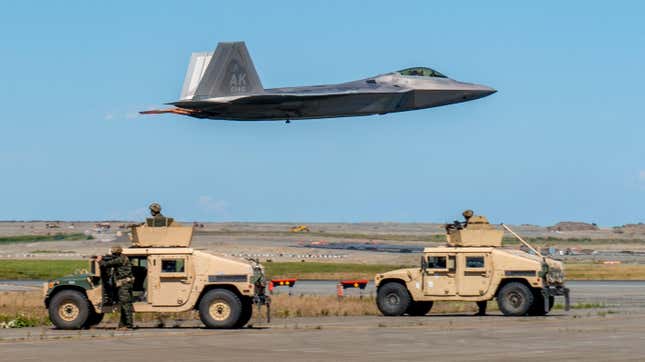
(398, 67), (447, 78)
(427, 256), (447, 269)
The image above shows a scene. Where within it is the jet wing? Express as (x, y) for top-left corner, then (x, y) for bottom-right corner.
(170, 85), (410, 107)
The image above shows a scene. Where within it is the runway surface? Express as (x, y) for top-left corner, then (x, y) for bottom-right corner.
(2, 280), (645, 361)
(3, 312), (645, 361)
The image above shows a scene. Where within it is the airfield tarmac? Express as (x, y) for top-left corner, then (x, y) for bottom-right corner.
(2, 311), (644, 361)
(2, 281), (645, 361)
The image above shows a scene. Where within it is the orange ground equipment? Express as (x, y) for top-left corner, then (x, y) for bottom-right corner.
(339, 279), (369, 289)
(338, 279), (369, 299)
(268, 278), (297, 295)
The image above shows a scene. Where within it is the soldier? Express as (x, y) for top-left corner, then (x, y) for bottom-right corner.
(462, 209), (474, 226)
(445, 209), (475, 233)
(476, 301), (487, 316)
(98, 246), (135, 330)
(148, 202), (172, 227)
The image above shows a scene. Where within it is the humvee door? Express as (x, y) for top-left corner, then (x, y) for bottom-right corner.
(128, 255), (149, 302)
(423, 254), (457, 296)
(149, 255), (195, 306)
(457, 253), (492, 296)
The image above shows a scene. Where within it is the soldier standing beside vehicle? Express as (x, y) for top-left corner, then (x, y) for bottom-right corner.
(98, 246), (135, 330)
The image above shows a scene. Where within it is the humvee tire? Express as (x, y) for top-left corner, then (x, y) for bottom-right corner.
(377, 282), (411, 316)
(85, 311), (104, 328)
(528, 294), (554, 316)
(235, 298), (253, 328)
(407, 301), (433, 316)
(199, 289), (242, 329)
(497, 282), (534, 316)
(49, 290), (91, 329)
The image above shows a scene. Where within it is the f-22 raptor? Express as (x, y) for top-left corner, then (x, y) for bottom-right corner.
(141, 42), (496, 122)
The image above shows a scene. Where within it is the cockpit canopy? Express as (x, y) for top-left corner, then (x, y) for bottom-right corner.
(398, 67), (447, 78)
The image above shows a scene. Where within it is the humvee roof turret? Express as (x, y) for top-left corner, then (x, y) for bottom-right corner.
(130, 224), (193, 247)
(445, 215), (503, 247)
(375, 211), (570, 317)
(44, 222), (269, 330)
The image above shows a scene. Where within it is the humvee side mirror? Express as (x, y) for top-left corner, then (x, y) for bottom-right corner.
(420, 256), (427, 271)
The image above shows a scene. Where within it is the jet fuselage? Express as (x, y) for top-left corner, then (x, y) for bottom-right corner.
(141, 42), (496, 121)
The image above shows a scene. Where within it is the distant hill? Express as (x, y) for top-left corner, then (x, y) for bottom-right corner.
(548, 222), (599, 232)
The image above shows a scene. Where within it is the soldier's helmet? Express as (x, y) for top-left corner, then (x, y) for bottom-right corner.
(111, 246), (123, 254)
(462, 209), (474, 220)
(149, 203), (162, 214)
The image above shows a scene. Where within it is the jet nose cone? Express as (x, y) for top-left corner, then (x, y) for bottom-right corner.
(459, 83), (496, 101)
(471, 84), (497, 97)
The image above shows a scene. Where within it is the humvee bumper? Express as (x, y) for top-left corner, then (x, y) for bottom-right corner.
(542, 286), (570, 312)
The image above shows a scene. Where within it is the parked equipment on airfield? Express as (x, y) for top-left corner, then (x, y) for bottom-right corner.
(375, 210), (570, 317)
(290, 225), (310, 233)
(44, 222), (270, 329)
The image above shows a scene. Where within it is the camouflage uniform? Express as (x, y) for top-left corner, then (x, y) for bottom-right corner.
(150, 212), (171, 227)
(100, 253), (134, 328)
(148, 202), (172, 227)
(476, 301), (487, 316)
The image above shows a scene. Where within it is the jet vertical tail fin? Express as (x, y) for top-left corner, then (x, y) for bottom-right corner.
(181, 42), (263, 100)
(179, 52), (213, 100)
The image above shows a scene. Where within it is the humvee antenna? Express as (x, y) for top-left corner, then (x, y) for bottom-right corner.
(501, 223), (543, 258)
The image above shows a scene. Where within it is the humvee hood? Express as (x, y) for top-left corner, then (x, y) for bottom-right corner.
(502, 249), (563, 270)
(378, 267), (418, 280)
(193, 251), (254, 275)
(503, 249), (541, 260)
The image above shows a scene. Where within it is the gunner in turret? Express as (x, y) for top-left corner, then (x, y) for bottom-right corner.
(462, 209), (474, 226)
(445, 209), (475, 232)
(147, 203), (173, 227)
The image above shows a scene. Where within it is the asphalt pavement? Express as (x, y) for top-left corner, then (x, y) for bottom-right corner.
(2, 280), (645, 361)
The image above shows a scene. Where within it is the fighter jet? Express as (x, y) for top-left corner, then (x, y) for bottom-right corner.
(141, 42), (495, 122)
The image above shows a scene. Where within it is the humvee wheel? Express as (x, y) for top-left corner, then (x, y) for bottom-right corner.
(377, 282), (411, 316)
(49, 290), (90, 330)
(407, 301), (433, 316)
(199, 289), (242, 329)
(529, 293), (554, 316)
(497, 282), (534, 316)
(85, 311), (104, 328)
(234, 298), (253, 328)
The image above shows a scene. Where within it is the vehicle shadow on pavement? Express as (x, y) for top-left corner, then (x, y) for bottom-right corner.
(422, 313), (562, 318)
(88, 325), (270, 331)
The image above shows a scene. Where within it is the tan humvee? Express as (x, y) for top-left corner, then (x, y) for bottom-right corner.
(44, 223), (269, 329)
(375, 212), (570, 317)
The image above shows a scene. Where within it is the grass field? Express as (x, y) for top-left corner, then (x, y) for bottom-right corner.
(0, 233), (92, 245)
(565, 262), (645, 280)
(0, 260), (406, 281)
(0, 260), (87, 280)
(1, 260), (644, 281)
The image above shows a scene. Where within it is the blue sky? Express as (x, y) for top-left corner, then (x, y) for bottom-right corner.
(1, 1), (643, 225)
